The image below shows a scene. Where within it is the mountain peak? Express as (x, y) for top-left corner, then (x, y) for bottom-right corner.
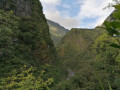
(47, 19), (69, 45)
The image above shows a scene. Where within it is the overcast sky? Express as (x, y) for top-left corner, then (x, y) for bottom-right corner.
(40, 0), (114, 29)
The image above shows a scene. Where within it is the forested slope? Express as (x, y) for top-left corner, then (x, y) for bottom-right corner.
(0, 0), (56, 66)
(0, 0), (58, 89)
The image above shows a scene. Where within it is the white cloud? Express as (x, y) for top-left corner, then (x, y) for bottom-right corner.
(44, 9), (79, 29)
(40, 0), (114, 29)
(40, 0), (61, 5)
(62, 4), (71, 9)
(40, 0), (79, 29)
(77, 0), (114, 28)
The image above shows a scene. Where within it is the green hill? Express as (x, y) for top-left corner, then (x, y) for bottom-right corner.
(56, 11), (114, 70)
(54, 28), (102, 89)
(57, 28), (100, 57)
(47, 19), (69, 45)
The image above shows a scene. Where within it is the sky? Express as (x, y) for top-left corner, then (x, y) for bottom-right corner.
(40, 0), (114, 29)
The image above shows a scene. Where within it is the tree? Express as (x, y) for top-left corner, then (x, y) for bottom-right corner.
(0, 10), (22, 77)
(0, 10), (19, 59)
(104, 0), (120, 9)
(102, 4), (120, 48)
(93, 5), (120, 89)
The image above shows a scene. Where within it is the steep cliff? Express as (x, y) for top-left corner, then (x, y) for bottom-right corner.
(0, 0), (56, 65)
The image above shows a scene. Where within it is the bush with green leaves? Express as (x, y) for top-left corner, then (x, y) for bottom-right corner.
(0, 65), (53, 90)
(93, 4), (120, 88)
(102, 4), (120, 48)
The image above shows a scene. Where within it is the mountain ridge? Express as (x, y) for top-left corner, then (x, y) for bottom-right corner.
(47, 19), (69, 45)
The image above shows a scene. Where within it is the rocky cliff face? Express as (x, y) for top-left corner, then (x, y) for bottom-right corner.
(0, 0), (56, 65)
(16, 0), (32, 16)
(0, 0), (32, 17)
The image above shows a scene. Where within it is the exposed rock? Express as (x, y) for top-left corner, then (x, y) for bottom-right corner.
(16, 0), (31, 17)
(0, 0), (32, 17)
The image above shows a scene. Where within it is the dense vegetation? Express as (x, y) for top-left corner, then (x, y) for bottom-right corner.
(0, 0), (56, 65)
(1, 0), (120, 90)
(0, 0), (65, 89)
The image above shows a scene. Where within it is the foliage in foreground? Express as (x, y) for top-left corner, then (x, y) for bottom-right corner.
(0, 65), (53, 90)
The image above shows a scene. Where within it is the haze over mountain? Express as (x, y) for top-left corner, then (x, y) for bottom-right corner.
(47, 19), (69, 45)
